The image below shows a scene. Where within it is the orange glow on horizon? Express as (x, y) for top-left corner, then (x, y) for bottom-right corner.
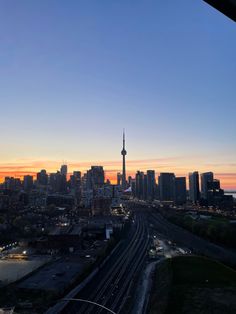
(0, 163), (235, 190)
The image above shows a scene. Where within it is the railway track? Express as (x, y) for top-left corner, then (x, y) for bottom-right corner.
(62, 212), (149, 314)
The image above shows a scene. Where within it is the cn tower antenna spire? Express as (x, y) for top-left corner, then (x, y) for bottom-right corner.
(121, 129), (127, 190)
(123, 128), (125, 149)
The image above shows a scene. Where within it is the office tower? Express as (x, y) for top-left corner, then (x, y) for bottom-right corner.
(143, 174), (148, 200)
(121, 130), (127, 190)
(158, 173), (175, 201)
(86, 166), (105, 189)
(174, 177), (187, 205)
(4, 177), (12, 189)
(128, 176), (132, 187)
(117, 172), (122, 186)
(201, 172), (214, 199)
(207, 179), (220, 191)
(73, 171), (81, 178)
(49, 173), (57, 191)
(147, 170), (156, 201)
(85, 171), (92, 190)
(70, 171), (81, 189)
(135, 171), (144, 199)
(4, 177), (21, 190)
(36, 169), (48, 186)
(207, 179), (224, 205)
(70, 171), (81, 202)
(156, 184), (160, 200)
(60, 164), (68, 177)
(23, 175), (34, 191)
(131, 179), (136, 197)
(189, 171), (200, 203)
(49, 171), (67, 193)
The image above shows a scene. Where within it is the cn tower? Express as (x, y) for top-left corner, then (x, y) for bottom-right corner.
(121, 130), (127, 190)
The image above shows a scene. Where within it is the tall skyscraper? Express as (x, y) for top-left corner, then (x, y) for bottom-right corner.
(131, 178), (136, 197)
(174, 177), (187, 204)
(70, 171), (82, 202)
(37, 169), (48, 186)
(135, 171), (144, 199)
(128, 176), (132, 187)
(189, 171), (200, 203)
(70, 171), (81, 189)
(86, 166), (105, 189)
(121, 130), (127, 190)
(49, 171), (67, 193)
(158, 173), (175, 201)
(206, 179), (224, 205)
(4, 177), (21, 190)
(201, 172), (214, 199)
(147, 170), (156, 201)
(143, 174), (148, 200)
(23, 175), (34, 191)
(117, 172), (122, 186)
(60, 164), (68, 177)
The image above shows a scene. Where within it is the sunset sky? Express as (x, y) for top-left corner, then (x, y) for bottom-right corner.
(0, 1), (235, 189)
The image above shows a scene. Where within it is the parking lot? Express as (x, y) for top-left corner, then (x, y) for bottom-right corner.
(0, 257), (50, 286)
(18, 258), (85, 293)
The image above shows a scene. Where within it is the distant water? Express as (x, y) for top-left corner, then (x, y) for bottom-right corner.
(225, 192), (236, 199)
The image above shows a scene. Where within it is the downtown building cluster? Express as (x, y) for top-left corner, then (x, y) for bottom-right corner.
(1, 164), (122, 214)
(188, 171), (233, 207)
(1, 131), (234, 211)
(2, 167), (233, 211)
(125, 170), (233, 209)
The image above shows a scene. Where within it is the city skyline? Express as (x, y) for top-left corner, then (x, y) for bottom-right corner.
(0, 2), (236, 312)
(0, 1), (235, 189)
(0, 156), (235, 190)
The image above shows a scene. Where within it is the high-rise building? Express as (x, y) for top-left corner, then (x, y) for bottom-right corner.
(70, 171), (81, 203)
(174, 177), (187, 204)
(60, 164), (68, 177)
(201, 172), (214, 199)
(86, 166), (105, 189)
(143, 174), (148, 200)
(70, 171), (81, 189)
(4, 177), (21, 190)
(135, 171), (144, 199)
(147, 170), (156, 201)
(23, 175), (34, 191)
(117, 172), (122, 186)
(73, 171), (81, 178)
(121, 130), (127, 190)
(128, 176), (132, 187)
(189, 171), (200, 203)
(37, 169), (48, 186)
(158, 173), (175, 201)
(207, 179), (224, 205)
(131, 179), (136, 197)
(49, 171), (67, 193)
(133, 170), (156, 200)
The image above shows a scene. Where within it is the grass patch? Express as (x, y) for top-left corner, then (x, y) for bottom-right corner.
(148, 259), (173, 314)
(149, 255), (236, 314)
(171, 255), (236, 286)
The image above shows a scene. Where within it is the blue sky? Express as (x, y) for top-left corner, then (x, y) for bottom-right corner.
(0, 0), (235, 187)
